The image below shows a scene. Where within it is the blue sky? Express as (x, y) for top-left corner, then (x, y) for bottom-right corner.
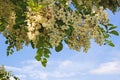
(0, 10), (120, 80)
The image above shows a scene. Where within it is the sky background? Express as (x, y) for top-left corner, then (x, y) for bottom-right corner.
(0, 10), (120, 80)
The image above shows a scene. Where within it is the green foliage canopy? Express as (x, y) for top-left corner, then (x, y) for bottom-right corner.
(0, 65), (19, 80)
(0, 0), (120, 67)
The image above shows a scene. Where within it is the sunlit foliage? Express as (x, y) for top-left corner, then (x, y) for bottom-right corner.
(0, 65), (19, 80)
(0, 0), (119, 66)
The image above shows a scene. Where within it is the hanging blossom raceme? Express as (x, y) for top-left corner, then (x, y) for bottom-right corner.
(25, 0), (109, 53)
(25, 0), (56, 47)
(0, 0), (29, 54)
(64, 6), (108, 52)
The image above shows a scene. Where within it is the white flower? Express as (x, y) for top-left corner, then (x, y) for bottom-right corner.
(27, 32), (36, 40)
(92, 10), (96, 13)
(27, 26), (35, 31)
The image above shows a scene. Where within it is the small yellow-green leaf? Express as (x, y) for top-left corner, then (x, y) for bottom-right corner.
(41, 58), (47, 67)
(104, 34), (109, 38)
(105, 40), (115, 47)
(35, 49), (43, 61)
(109, 30), (119, 36)
(55, 42), (63, 52)
(0, 21), (2, 25)
(108, 42), (115, 47)
(107, 23), (114, 26)
(35, 55), (41, 61)
(109, 26), (117, 30)
(33, 0), (38, 6)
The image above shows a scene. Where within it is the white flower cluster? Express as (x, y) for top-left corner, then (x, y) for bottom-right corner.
(58, 6), (108, 52)
(26, 8), (42, 41)
(25, 0), (109, 52)
(26, 3), (55, 46)
(0, 0), (110, 53)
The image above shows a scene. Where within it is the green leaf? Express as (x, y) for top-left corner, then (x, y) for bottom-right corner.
(44, 42), (52, 48)
(105, 40), (115, 47)
(31, 41), (35, 49)
(13, 76), (20, 80)
(35, 49), (43, 61)
(35, 55), (41, 61)
(27, 0), (35, 7)
(15, 16), (25, 25)
(0, 19), (7, 32)
(33, 0), (38, 6)
(42, 62), (46, 67)
(107, 23), (114, 26)
(109, 26), (117, 30)
(104, 25), (108, 30)
(108, 42), (115, 47)
(104, 34), (109, 38)
(0, 74), (4, 78)
(36, 36), (44, 48)
(65, 28), (72, 36)
(42, 58), (47, 63)
(64, 39), (68, 44)
(44, 48), (51, 54)
(109, 30), (119, 36)
(44, 53), (50, 58)
(55, 42), (63, 52)
(65, 25), (74, 36)
(41, 58), (47, 67)
(0, 26), (5, 32)
(0, 20), (2, 25)
(44, 48), (51, 58)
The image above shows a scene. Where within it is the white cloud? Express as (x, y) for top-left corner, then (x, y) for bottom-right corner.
(5, 52), (120, 80)
(15, 74), (27, 80)
(5, 60), (92, 80)
(60, 60), (72, 67)
(6, 59), (120, 80)
(48, 60), (90, 78)
(5, 61), (48, 80)
(57, 60), (94, 73)
(50, 71), (75, 78)
(90, 61), (120, 75)
(5, 66), (21, 72)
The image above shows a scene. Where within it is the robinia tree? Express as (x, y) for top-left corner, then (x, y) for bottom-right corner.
(0, 65), (19, 80)
(0, 0), (120, 67)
